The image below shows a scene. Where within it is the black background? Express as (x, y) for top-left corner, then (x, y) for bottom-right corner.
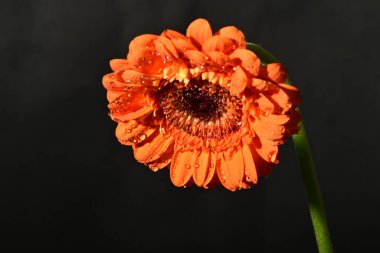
(1, 0), (379, 252)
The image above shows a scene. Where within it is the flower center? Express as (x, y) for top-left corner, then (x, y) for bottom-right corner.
(157, 79), (243, 138)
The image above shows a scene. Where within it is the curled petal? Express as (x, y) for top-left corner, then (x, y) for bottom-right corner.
(108, 90), (154, 121)
(110, 59), (128, 72)
(133, 131), (174, 163)
(186, 18), (213, 49)
(115, 120), (156, 145)
(127, 48), (167, 75)
(229, 49), (260, 76)
(106, 90), (124, 103)
(216, 26), (246, 48)
(258, 63), (287, 83)
(230, 65), (248, 95)
(202, 35), (236, 55)
(122, 69), (161, 86)
(103, 72), (136, 92)
(129, 34), (158, 51)
(145, 143), (175, 171)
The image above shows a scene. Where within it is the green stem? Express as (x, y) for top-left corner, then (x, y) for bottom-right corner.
(247, 43), (334, 253)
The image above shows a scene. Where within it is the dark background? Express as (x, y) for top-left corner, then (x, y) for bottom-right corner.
(1, 0), (379, 252)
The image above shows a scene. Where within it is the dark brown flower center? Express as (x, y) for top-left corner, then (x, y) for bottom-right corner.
(157, 79), (243, 138)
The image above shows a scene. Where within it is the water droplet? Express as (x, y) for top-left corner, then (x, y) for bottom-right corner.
(129, 137), (137, 143)
(195, 163), (199, 168)
(137, 133), (147, 141)
(150, 165), (159, 172)
(127, 93), (131, 98)
(268, 151), (278, 163)
(130, 124), (137, 128)
(185, 164), (191, 169)
(126, 129), (132, 133)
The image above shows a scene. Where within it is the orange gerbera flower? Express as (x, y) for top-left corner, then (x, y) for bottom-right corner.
(102, 18), (301, 191)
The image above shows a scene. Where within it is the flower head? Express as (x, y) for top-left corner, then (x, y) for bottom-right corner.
(102, 18), (301, 191)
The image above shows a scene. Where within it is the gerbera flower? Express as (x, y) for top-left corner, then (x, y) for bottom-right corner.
(102, 18), (300, 191)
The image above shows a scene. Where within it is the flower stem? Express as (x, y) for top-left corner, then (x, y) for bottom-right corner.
(247, 42), (334, 253)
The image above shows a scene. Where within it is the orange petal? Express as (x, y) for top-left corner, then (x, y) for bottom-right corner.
(186, 18), (213, 49)
(253, 137), (279, 164)
(255, 93), (275, 115)
(108, 90), (154, 121)
(129, 34), (158, 51)
(154, 36), (179, 59)
(264, 84), (295, 113)
(121, 69), (161, 86)
(106, 90), (124, 103)
(216, 26), (246, 48)
(183, 50), (208, 66)
(110, 59), (128, 72)
(115, 120), (156, 145)
(217, 148), (247, 191)
(203, 151), (217, 188)
(230, 65), (248, 95)
(278, 83), (301, 106)
(170, 150), (196, 187)
(161, 29), (187, 40)
(146, 147), (174, 171)
(202, 35), (236, 55)
(249, 144), (275, 176)
(206, 51), (232, 69)
(283, 109), (301, 136)
(127, 48), (166, 75)
(103, 72), (139, 92)
(242, 144), (258, 184)
(229, 49), (260, 76)
(192, 150), (210, 187)
(170, 38), (197, 54)
(258, 63), (287, 83)
(133, 131), (174, 163)
(251, 114), (289, 140)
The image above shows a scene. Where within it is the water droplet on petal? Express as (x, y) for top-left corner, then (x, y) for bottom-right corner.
(150, 165), (159, 172)
(137, 133), (147, 141)
(185, 164), (191, 169)
(195, 163), (199, 168)
(126, 129), (132, 133)
(268, 151), (279, 164)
